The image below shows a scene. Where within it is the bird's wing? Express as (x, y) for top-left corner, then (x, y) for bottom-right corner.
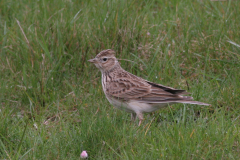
(105, 78), (151, 100)
(145, 81), (190, 95)
(136, 80), (193, 103)
(105, 77), (190, 102)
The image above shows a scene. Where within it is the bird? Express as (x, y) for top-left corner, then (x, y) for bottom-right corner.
(88, 49), (210, 126)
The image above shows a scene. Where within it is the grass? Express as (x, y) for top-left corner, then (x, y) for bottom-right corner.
(0, 0), (240, 159)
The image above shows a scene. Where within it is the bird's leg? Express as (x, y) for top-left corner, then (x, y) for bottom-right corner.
(131, 113), (137, 121)
(137, 112), (144, 126)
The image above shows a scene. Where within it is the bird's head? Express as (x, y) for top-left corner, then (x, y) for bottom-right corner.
(88, 49), (119, 72)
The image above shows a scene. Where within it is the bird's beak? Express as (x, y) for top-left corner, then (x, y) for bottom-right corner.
(88, 58), (96, 63)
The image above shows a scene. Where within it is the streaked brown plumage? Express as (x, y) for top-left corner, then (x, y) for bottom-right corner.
(88, 49), (210, 126)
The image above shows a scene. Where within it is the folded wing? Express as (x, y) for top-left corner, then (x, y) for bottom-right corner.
(106, 76), (192, 103)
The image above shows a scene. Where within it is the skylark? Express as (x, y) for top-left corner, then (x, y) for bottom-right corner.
(88, 49), (210, 126)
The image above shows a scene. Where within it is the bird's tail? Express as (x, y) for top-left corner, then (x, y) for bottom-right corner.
(178, 101), (210, 106)
(178, 96), (210, 106)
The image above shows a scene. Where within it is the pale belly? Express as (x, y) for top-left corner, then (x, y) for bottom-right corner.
(106, 95), (169, 113)
(105, 96), (134, 113)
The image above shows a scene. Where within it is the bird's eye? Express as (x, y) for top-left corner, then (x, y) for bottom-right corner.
(102, 58), (107, 61)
